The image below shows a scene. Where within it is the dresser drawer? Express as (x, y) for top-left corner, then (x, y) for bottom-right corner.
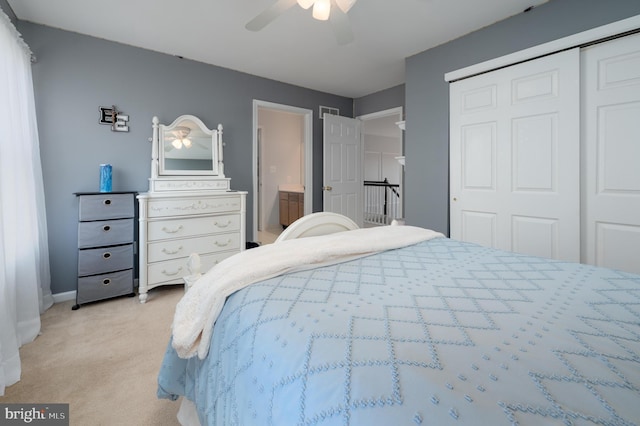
(78, 243), (134, 276)
(79, 193), (134, 221)
(146, 194), (243, 218)
(148, 232), (240, 262)
(147, 251), (235, 286)
(78, 218), (134, 248)
(147, 214), (240, 241)
(76, 269), (133, 304)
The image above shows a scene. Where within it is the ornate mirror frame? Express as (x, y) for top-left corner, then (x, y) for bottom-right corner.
(148, 115), (230, 192)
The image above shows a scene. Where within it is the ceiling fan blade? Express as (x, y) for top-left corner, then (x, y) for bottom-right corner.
(329, 0), (354, 45)
(335, 0), (357, 13)
(245, 0), (299, 32)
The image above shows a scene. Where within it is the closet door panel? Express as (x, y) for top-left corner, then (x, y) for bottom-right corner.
(462, 123), (496, 190)
(450, 49), (580, 261)
(596, 223), (640, 273)
(461, 211), (497, 248)
(512, 216), (559, 259)
(512, 114), (556, 191)
(583, 33), (640, 273)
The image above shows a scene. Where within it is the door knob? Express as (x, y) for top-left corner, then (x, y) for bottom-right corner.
(323, 186), (333, 191)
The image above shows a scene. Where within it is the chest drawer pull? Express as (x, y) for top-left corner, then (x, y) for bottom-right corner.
(103, 252), (111, 259)
(162, 225), (183, 234)
(215, 239), (232, 247)
(103, 199), (112, 205)
(102, 278), (111, 285)
(161, 267), (183, 277)
(102, 225), (111, 232)
(214, 220), (232, 228)
(162, 246), (183, 255)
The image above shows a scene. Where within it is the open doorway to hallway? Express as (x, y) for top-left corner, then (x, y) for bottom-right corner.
(359, 107), (404, 227)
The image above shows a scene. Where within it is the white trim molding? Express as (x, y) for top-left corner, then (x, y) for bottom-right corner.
(445, 14), (640, 82)
(52, 291), (76, 304)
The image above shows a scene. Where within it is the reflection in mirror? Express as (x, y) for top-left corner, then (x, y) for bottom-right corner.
(158, 116), (219, 176)
(163, 122), (212, 171)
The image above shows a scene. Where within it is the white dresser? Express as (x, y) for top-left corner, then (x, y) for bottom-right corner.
(137, 191), (245, 303)
(137, 115), (247, 303)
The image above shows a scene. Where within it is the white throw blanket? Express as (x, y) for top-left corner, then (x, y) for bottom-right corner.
(171, 225), (443, 359)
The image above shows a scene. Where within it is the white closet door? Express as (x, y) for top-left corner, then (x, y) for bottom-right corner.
(582, 33), (640, 274)
(450, 49), (580, 261)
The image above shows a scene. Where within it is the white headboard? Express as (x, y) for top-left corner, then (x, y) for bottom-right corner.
(275, 212), (359, 242)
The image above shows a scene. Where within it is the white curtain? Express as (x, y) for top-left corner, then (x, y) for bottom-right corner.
(0, 10), (53, 396)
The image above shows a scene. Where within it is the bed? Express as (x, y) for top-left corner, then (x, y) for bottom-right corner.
(158, 213), (640, 425)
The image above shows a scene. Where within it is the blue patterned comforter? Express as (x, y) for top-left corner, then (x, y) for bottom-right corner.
(158, 237), (640, 425)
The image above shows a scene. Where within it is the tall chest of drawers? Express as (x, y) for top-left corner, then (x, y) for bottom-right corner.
(74, 192), (136, 309)
(137, 191), (246, 303)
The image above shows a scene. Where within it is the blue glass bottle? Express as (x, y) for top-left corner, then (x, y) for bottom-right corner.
(99, 164), (112, 192)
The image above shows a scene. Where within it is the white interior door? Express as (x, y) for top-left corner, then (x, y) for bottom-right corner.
(323, 114), (363, 226)
(450, 48), (581, 261)
(582, 33), (640, 274)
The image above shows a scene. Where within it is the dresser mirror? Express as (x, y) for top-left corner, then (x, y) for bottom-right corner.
(159, 115), (218, 176)
(148, 115), (229, 192)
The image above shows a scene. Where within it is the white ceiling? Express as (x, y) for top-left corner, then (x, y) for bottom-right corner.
(7, 0), (548, 98)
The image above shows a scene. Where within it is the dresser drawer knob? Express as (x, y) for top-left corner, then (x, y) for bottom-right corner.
(215, 239), (231, 247)
(102, 278), (111, 286)
(102, 225), (111, 232)
(162, 246), (183, 255)
(103, 199), (112, 205)
(103, 252), (111, 259)
(162, 225), (183, 234)
(214, 220), (232, 228)
(161, 267), (183, 277)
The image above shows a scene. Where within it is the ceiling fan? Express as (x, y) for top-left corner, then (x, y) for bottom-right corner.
(164, 127), (209, 152)
(246, 0), (357, 45)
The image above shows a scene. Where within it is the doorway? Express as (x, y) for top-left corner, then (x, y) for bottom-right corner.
(358, 107), (404, 226)
(252, 100), (313, 244)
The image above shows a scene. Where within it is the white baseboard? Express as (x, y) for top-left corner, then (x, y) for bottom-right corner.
(52, 290), (76, 303)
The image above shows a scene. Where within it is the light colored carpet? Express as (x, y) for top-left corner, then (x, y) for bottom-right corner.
(2, 285), (185, 425)
(257, 228), (281, 245)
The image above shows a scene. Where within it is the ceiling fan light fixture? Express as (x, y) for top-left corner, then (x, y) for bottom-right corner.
(335, 0), (356, 13)
(312, 0), (330, 21)
(182, 138), (192, 148)
(297, 0), (315, 10)
(172, 139), (183, 150)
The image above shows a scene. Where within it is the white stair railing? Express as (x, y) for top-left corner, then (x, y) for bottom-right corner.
(364, 179), (400, 226)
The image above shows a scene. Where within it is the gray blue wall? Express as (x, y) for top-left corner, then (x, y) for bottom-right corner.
(16, 22), (352, 295)
(8, 0), (640, 296)
(404, 0), (640, 235)
(354, 85), (404, 117)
